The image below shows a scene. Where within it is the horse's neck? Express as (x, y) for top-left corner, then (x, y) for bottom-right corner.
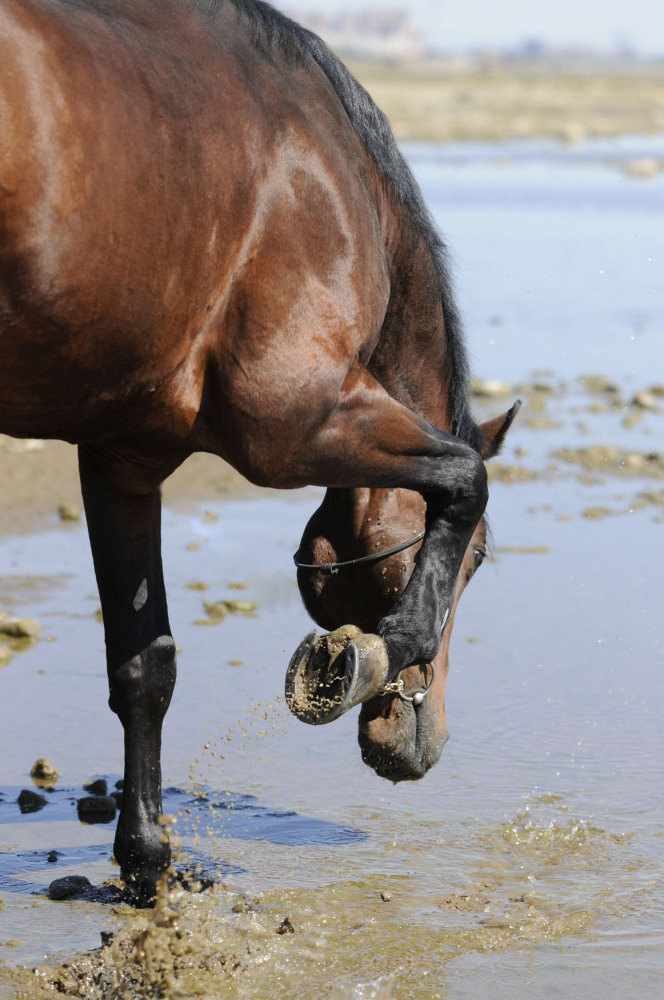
(369, 180), (453, 433)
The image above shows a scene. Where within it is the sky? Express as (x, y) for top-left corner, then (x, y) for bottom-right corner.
(287, 1), (664, 56)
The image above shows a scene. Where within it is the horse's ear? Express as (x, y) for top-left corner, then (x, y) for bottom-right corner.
(478, 400), (522, 458)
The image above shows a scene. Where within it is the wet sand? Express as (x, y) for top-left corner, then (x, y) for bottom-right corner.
(0, 439), (257, 537)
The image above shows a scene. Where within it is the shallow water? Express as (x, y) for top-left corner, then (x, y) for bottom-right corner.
(1, 139), (663, 997)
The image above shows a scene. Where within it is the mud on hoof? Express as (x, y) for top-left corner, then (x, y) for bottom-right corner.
(285, 625), (390, 725)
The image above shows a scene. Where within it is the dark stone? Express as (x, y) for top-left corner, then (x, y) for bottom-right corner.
(77, 795), (117, 822)
(100, 930), (114, 947)
(114, 779), (124, 790)
(111, 790), (123, 809)
(84, 778), (108, 796)
(18, 789), (47, 813)
(47, 850), (59, 863)
(48, 875), (93, 901)
(276, 916), (295, 935)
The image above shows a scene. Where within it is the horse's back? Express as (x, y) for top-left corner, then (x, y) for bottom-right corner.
(0, 0), (387, 447)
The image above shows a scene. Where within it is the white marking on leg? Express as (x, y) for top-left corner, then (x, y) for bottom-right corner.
(133, 578), (148, 612)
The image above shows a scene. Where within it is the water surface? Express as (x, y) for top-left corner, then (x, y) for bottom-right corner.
(0, 138), (662, 998)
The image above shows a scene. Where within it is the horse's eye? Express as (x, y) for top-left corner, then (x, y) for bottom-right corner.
(474, 546), (486, 568)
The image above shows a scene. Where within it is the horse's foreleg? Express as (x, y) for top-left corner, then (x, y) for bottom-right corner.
(286, 367), (487, 686)
(79, 446), (176, 903)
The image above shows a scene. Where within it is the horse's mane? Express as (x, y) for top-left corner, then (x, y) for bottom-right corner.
(196, 0), (484, 452)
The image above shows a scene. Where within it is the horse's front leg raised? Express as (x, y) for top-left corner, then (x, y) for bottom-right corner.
(283, 367), (489, 717)
(79, 446), (176, 904)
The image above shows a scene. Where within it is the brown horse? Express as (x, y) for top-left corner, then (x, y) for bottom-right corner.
(0, 0), (518, 901)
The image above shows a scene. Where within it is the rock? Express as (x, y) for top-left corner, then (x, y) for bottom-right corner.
(111, 790), (123, 809)
(114, 779), (124, 790)
(30, 759), (59, 783)
(18, 789), (47, 813)
(276, 916), (295, 935)
(204, 599), (257, 621)
(622, 157), (663, 180)
(48, 875), (93, 901)
(47, 851), (59, 863)
(582, 506), (613, 520)
(0, 618), (42, 639)
(380, 891), (393, 902)
(579, 374), (618, 394)
(84, 778), (108, 796)
(222, 600), (257, 615)
(77, 795), (117, 822)
(631, 391), (660, 411)
(57, 503), (81, 522)
(203, 601), (228, 623)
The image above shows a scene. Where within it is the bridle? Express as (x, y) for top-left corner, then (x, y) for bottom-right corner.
(294, 530), (436, 706)
(293, 530), (425, 576)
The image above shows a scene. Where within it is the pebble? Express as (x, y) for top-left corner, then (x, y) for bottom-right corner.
(47, 851), (59, 863)
(48, 875), (93, 901)
(380, 891), (393, 902)
(276, 916), (295, 934)
(30, 759), (59, 782)
(77, 795), (117, 822)
(57, 503), (81, 522)
(0, 618), (42, 639)
(84, 778), (108, 796)
(18, 789), (47, 813)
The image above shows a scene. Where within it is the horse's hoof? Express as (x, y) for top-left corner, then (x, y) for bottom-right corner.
(285, 625), (390, 725)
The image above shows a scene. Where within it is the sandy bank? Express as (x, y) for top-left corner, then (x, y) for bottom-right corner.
(349, 64), (664, 144)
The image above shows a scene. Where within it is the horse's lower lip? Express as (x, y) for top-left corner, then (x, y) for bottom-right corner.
(359, 706), (449, 782)
(367, 755), (430, 782)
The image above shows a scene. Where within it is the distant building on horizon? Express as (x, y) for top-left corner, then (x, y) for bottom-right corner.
(286, 7), (425, 60)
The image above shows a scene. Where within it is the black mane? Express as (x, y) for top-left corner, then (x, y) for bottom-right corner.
(196, 0), (483, 451)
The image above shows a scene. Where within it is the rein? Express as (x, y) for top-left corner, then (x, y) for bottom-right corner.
(293, 531), (425, 576)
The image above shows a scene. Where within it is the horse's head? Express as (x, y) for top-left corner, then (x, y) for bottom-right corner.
(295, 407), (517, 782)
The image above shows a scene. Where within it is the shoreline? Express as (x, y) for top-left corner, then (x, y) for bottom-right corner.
(349, 64), (664, 145)
(0, 438), (260, 537)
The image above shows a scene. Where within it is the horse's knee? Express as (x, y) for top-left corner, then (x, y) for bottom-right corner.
(429, 446), (488, 526)
(109, 635), (177, 724)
